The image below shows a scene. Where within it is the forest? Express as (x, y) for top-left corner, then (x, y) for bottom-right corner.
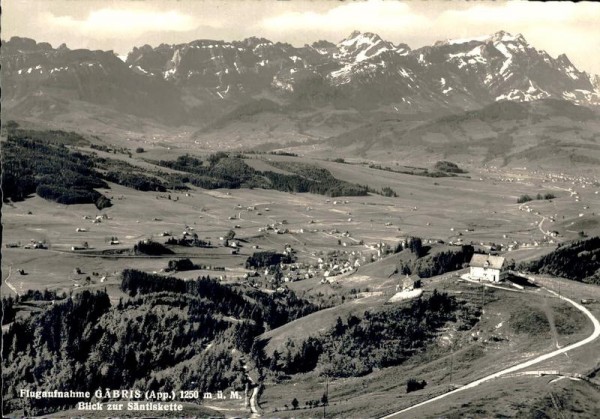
(1, 131), (181, 208)
(1, 136), (112, 209)
(2, 129), (377, 213)
(521, 237), (600, 284)
(269, 290), (480, 377)
(2, 271), (320, 416)
(396, 244), (475, 278)
(158, 154), (370, 197)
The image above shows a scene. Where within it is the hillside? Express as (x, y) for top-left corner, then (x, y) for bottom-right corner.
(522, 237), (600, 284)
(310, 99), (600, 168)
(1, 271), (317, 416)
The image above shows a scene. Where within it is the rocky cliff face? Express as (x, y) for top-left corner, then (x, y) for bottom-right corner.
(2, 37), (189, 124)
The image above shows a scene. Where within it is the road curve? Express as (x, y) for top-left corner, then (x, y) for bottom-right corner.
(4, 266), (19, 296)
(380, 288), (600, 418)
(249, 386), (261, 418)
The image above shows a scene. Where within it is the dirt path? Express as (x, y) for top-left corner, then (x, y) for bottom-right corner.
(249, 386), (261, 418)
(239, 353), (262, 418)
(4, 266), (19, 296)
(380, 287), (600, 418)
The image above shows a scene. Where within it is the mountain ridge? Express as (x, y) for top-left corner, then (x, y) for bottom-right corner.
(2, 31), (599, 127)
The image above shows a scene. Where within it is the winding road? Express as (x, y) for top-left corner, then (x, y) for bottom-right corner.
(249, 386), (261, 418)
(4, 266), (19, 296)
(380, 287), (600, 418)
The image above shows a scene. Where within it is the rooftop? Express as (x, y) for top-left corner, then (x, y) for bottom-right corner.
(470, 254), (505, 270)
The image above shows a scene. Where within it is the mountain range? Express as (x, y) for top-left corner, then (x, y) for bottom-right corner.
(3, 31), (600, 170)
(3, 30), (600, 126)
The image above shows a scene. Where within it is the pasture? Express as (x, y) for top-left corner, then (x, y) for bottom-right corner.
(3, 154), (599, 299)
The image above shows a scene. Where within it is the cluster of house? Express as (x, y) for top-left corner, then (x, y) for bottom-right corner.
(5, 240), (47, 250)
(391, 253), (508, 299)
(257, 223), (291, 235)
(84, 214), (110, 224)
(241, 244), (388, 289)
(542, 172), (598, 189)
(389, 254), (508, 303)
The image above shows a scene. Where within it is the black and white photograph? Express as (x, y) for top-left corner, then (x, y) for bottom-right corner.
(2, 0), (600, 417)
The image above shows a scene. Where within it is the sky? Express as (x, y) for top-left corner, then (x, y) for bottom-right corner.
(3, 0), (600, 74)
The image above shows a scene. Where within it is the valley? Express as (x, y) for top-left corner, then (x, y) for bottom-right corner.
(2, 126), (600, 417)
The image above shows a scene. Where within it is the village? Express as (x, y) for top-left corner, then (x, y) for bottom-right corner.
(3, 179), (577, 304)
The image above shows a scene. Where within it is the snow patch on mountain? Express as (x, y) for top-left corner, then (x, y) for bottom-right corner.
(447, 35), (491, 45)
(494, 42), (513, 75)
(496, 81), (550, 102)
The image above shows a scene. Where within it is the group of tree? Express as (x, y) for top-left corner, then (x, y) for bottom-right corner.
(165, 235), (212, 248)
(1, 129), (178, 209)
(517, 193), (556, 203)
(120, 270), (318, 330)
(158, 153), (371, 197)
(406, 378), (427, 393)
(519, 237), (600, 284)
(3, 269), (321, 416)
(1, 136), (112, 209)
(395, 244), (474, 278)
(103, 170), (166, 192)
(245, 251), (295, 269)
(394, 236), (427, 258)
(410, 245), (475, 278)
(1, 296), (18, 325)
(433, 161), (466, 174)
(132, 240), (174, 255)
(381, 186), (398, 197)
(166, 258), (198, 272)
(269, 291), (480, 378)
(3, 122), (89, 146)
(366, 162), (462, 178)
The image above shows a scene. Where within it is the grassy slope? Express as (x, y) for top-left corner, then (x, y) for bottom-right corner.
(260, 278), (598, 418)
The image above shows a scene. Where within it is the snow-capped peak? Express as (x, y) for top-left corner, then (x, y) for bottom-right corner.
(490, 31), (526, 44)
(447, 34), (491, 45)
(446, 31), (526, 46)
(337, 31), (394, 63)
(339, 31), (385, 49)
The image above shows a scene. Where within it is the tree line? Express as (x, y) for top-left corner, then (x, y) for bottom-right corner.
(2, 269), (321, 416)
(520, 237), (600, 284)
(1, 132), (182, 209)
(269, 290), (480, 377)
(158, 153), (371, 197)
(395, 243), (475, 278)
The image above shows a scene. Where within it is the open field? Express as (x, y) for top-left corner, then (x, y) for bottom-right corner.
(4, 152), (598, 298)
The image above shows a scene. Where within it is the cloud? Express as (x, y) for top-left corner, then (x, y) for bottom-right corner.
(439, 2), (599, 26)
(434, 1), (600, 73)
(260, 2), (428, 35)
(8, 1), (600, 74)
(43, 8), (203, 38)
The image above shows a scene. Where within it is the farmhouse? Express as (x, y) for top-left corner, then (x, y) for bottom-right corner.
(469, 254), (506, 282)
(397, 274), (422, 292)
